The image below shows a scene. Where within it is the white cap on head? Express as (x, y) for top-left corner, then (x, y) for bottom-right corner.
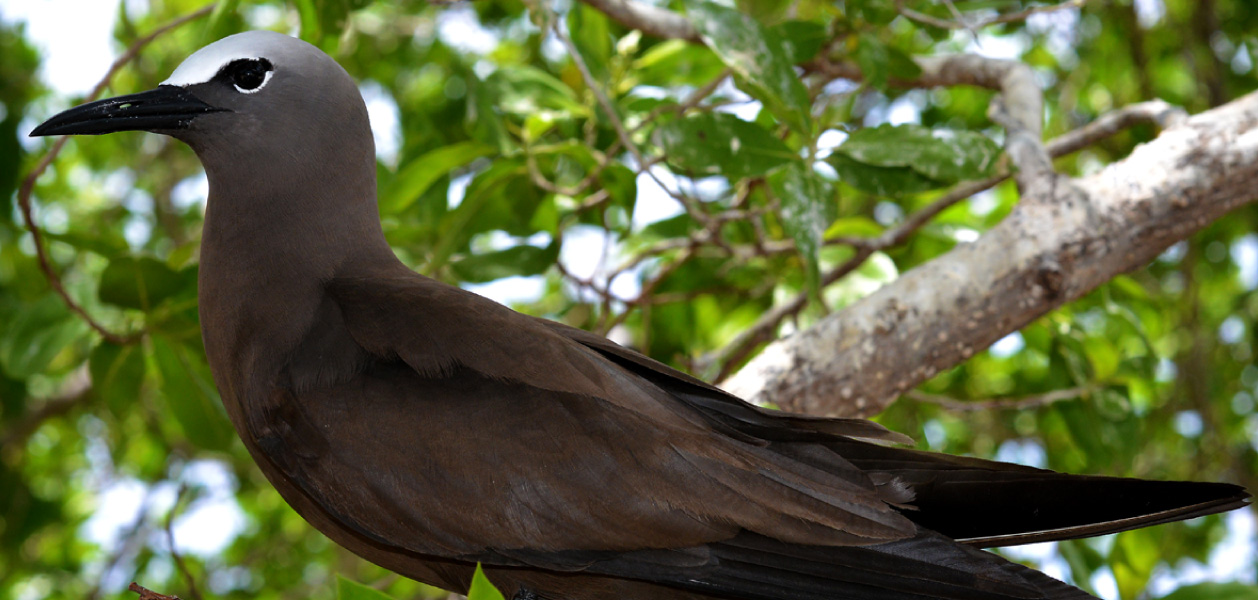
(162, 30), (293, 87)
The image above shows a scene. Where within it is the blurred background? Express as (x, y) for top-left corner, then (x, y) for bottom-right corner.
(1, 0), (1256, 599)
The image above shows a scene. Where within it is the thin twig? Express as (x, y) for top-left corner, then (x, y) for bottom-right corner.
(612, 101), (1179, 363)
(88, 489), (157, 600)
(706, 245), (875, 381)
(1046, 99), (1187, 155)
(547, 0), (722, 265)
(17, 4), (214, 345)
(631, 68), (732, 133)
(164, 485), (204, 600)
(549, 9), (648, 170)
(897, 0), (1086, 31)
(906, 386), (1091, 411)
(602, 246), (695, 333)
(940, 0), (982, 44)
(525, 141), (621, 197)
(129, 582), (182, 600)
(0, 369), (91, 452)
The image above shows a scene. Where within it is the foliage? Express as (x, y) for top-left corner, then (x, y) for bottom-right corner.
(466, 565), (506, 600)
(1, 1), (1256, 600)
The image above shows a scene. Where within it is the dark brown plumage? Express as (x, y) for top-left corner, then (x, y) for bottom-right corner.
(32, 31), (1249, 600)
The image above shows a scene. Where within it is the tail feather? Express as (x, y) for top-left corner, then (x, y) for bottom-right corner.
(824, 438), (1251, 547)
(649, 531), (1097, 600)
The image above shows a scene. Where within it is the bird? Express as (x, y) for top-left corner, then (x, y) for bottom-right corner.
(32, 30), (1249, 600)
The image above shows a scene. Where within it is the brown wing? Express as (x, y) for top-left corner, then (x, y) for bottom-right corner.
(540, 319), (914, 446)
(256, 273), (916, 566)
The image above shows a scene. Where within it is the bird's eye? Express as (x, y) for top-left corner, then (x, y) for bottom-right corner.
(220, 58), (274, 94)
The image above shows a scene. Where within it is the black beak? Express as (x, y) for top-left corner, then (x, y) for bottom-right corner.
(30, 85), (225, 137)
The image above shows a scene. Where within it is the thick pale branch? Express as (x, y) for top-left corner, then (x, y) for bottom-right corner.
(704, 100), (1181, 379)
(914, 55), (1042, 138)
(723, 91), (1258, 416)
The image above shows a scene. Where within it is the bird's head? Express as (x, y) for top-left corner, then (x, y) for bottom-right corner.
(30, 30), (373, 169)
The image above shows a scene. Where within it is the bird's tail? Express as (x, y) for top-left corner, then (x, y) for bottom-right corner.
(824, 437), (1251, 547)
(696, 530), (1098, 600)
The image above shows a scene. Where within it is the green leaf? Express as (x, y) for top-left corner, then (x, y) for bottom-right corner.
(824, 216), (884, 239)
(293, 0), (369, 48)
(488, 66), (586, 119)
(150, 335), (233, 451)
(42, 229), (129, 257)
(655, 112), (796, 179)
(633, 39), (727, 88)
(382, 142), (496, 214)
(569, 3), (613, 81)
(1057, 539), (1104, 596)
(322, 0), (371, 46)
(769, 162), (835, 293)
(601, 163), (638, 214)
(771, 21), (829, 64)
(828, 153), (943, 196)
(855, 33), (890, 90)
(467, 564), (506, 600)
(469, 66), (585, 144)
(88, 342), (145, 417)
(0, 114), (24, 212)
(99, 256), (191, 311)
(1159, 583), (1258, 600)
(468, 74), (513, 153)
(428, 159), (531, 272)
(684, 1), (813, 134)
(886, 45), (923, 80)
(1112, 529), (1160, 600)
(336, 575), (396, 600)
(450, 243), (559, 283)
(639, 213), (697, 241)
(1083, 337), (1120, 381)
(0, 295), (87, 378)
(835, 124), (1002, 183)
(852, 0), (898, 25)
(293, 0), (320, 44)
(202, 0), (241, 42)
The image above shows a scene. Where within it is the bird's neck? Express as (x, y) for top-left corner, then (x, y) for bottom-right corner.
(195, 153), (397, 407)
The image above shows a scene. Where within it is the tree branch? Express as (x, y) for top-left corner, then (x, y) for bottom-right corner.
(896, 0), (1085, 31)
(906, 387), (1092, 412)
(722, 90), (1258, 416)
(549, 7), (647, 170)
(89, 488), (158, 600)
(0, 369), (92, 453)
(577, 0), (700, 42)
(704, 100), (1184, 380)
(579, 0), (1082, 45)
(164, 484), (204, 600)
(560, 0), (1216, 421)
(129, 582), (182, 600)
(17, 4), (213, 345)
(809, 52), (1052, 181)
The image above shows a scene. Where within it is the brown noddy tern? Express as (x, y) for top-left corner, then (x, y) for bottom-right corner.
(32, 31), (1250, 600)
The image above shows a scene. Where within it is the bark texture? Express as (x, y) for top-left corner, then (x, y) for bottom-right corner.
(723, 91), (1258, 416)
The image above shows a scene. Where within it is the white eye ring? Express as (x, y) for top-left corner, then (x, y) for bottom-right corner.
(234, 69), (274, 95)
